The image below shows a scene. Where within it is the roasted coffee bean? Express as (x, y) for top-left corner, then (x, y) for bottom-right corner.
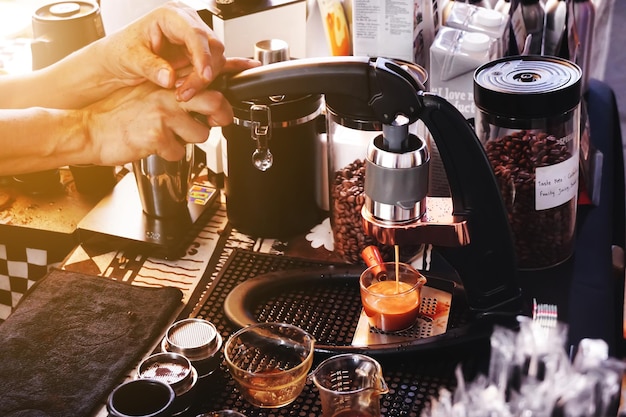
(330, 159), (391, 264)
(484, 130), (575, 269)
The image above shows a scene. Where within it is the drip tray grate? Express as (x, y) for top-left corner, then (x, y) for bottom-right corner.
(189, 249), (486, 416)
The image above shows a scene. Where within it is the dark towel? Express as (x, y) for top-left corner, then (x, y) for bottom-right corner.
(0, 268), (183, 417)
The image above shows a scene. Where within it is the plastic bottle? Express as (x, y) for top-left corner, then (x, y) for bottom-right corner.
(542, 0), (566, 56)
(519, 0), (545, 54)
(467, 0), (492, 9)
(494, 0), (511, 15)
(568, 0), (595, 93)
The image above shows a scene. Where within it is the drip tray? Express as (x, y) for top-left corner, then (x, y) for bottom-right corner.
(352, 285), (452, 347)
(221, 258), (475, 355)
(188, 250), (491, 416)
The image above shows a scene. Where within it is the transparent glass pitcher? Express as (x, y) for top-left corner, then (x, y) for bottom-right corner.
(310, 353), (389, 417)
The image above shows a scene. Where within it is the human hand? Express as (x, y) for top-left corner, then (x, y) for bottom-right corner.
(83, 82), (218, 166)
(99, 1), (228, 102)
(83, 56), (260, 166)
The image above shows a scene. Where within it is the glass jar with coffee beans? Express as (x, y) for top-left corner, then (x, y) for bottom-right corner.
(326, 95), (390, 264)
(325, 61), (427, 264)
(474, 55), (582, 270)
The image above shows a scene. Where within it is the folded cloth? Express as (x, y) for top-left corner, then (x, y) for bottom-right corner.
(0, 268), (183, 417)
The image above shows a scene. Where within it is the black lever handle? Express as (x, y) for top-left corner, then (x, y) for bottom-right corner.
(419, 93), (521, 312)
(211, 56), (425, 125)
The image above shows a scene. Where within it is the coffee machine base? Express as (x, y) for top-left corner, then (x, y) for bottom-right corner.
(77, 172), (219, 259)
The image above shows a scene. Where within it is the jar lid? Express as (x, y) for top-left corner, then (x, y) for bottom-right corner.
(34, 1), (98, 21)
(472, 8), (504, 27)
(326, 59), (428, 130)
(474, 55), (582, 119)
(461, 32), (492, 53)
(232, 93), (323, 125)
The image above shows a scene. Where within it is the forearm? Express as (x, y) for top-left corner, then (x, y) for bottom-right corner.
(0, 1), (231, 109)
(0, 40), (130, 110)
(0, 108), (91, 174)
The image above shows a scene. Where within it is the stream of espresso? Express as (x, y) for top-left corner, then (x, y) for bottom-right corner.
(395, 245), (400, 293)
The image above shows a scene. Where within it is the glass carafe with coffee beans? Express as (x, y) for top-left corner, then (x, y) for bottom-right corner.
(325, 62), (428, 264)
(474, 55), (582, 270)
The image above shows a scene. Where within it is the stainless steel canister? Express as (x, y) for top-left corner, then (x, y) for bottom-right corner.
(474, 55), (582, 270)
(223, 93), (324, 238)
(17, 1), (111, 195)
(137, 352), (198, 416)
(132, 144), (194, 218)
(31, 1), (105, 70)
(161, 318), (222, 378)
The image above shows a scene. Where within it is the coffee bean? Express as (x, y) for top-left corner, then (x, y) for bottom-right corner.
(484, 130), (576, 269)
(330, 159), (391, 264)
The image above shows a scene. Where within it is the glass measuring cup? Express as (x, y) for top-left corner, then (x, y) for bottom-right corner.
(310, 354), (389, 417)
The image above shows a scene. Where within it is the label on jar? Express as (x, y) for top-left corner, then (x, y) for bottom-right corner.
(535, 150), (578, 210)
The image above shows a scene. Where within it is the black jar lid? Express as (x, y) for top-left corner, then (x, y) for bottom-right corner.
(325, 94), (381, 130)
(326, 59), (428, 131)
(232, 93), (323, 125)
(474, 55), (582, 119)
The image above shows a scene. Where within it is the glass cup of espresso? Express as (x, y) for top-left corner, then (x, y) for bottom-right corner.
(223, 322), (315, 408)
(359, 262), (427, 332)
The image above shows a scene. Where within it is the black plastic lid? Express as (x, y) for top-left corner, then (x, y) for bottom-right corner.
(474, 55), (582, 119)
(326, 94), (377, 122)
(326, 58), (428, 126)
(232, 93), (323, 123)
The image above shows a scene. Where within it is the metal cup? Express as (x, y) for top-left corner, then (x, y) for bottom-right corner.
(132, 144), (194, 218)
(31, 1), (105, 70)
(107, 379), (175, 417)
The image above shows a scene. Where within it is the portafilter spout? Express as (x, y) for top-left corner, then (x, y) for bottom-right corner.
(210, 56), (522, 314)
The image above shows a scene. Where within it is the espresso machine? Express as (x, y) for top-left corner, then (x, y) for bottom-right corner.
(214, 56), (524, 346)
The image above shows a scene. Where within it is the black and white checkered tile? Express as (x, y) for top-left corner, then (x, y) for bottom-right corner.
(0, 243), (52, 321)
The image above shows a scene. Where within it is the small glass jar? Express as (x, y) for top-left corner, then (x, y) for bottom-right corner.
(325, 61), (428, 264)
(474, 55), (582, 270)
(326, 95), (384, 264)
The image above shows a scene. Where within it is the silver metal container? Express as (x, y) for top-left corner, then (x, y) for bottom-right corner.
(254, 39), (289, 65)
(137, 352), (198, 416)
(31, 1), (105, 70)
(161, 318), (222, 378)
(132, 144), (194, 218)
(107, 379), (175, 417)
